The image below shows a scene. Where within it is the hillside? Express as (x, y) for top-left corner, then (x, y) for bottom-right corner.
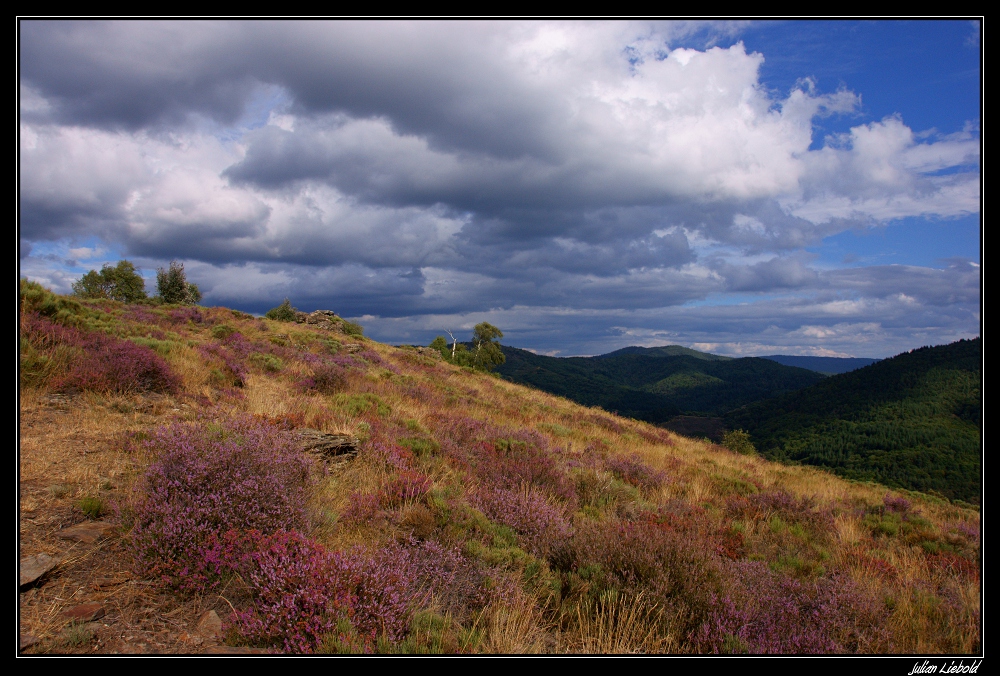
(726, 339), (981, 504)
(497, 346), (825, 421)
(19, 281), (980, 654)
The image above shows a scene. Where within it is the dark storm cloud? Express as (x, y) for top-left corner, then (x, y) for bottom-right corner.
(20, 21), (979, 357)
(20, 21), (259, 130)
(20, 21), (565, 159)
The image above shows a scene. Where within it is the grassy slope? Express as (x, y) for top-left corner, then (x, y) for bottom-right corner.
(497, 346), (825, 420)
(726, 339), (981, 504)
(19, 284), (980, 654)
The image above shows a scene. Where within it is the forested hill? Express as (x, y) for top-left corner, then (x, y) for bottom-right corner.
(758, 355), (880, 375)
(597, 345), (732, 361)
(496, 346), (825, 423)
(726, 338), (981, 503)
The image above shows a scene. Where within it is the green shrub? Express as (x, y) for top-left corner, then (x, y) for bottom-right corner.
(211, 324), (236, 340)
(722, 429), (758, 456)
(342, 319), (364, 337)
(128, 336), (175, 356)
(335, 393), (390, 417)
(266, 298), (298, 322)
(249, 353), (284, 372)
(20, 279), (88, 326)
(399, 437), (441, 458)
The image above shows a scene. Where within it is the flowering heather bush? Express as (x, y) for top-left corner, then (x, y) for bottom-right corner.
(120, 305), (163, 326)
(361, 439), (415, 470)
(224, 530), (353, 653)
(556, 520), (720, 634)
(472, 486), (573, 558)
(426, 414), (492, 448)
(221, 331), (255, 359)
(341, 492), (384, 525)
(584, 413), (625, 434)
(847, 547), (899, 582)
(925, 551), (980, 582)
(354, 348), (385, 366)
(379, 470), (433, 509)
(167, 306), (204, 324)
(347, 538), (464, 644)
(22, 312), (180, 395)
(728, 490), (832, 533)
(632, 425), (676, 446)
(305, 362), (348, 394)
(604, 453), (669, 491)
(197, 341), (248, 387)
(128, 416), (315, 591)
(635, 500), (710, 534)
(883, 493), (912, 514)
(474, 438), (575, 504)
(692, 560), (889, 654)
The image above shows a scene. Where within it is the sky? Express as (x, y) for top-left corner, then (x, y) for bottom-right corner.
(19, 19), (981, 358)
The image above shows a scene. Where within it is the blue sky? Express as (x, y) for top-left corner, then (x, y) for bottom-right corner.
(19, 20), (980, 358)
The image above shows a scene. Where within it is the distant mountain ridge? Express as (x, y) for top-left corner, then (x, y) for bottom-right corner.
(598, 345), (732, 361)
(758, 355), (880, 375)
(497, 345), (824, 423)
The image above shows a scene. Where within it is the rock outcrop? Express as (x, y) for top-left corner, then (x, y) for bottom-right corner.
(294, 428), (359, 460)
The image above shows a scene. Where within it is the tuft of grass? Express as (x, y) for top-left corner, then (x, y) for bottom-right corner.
(48, 484), (72, 499)
(61, 621), (94, 649)
(77, 495), (106, 520)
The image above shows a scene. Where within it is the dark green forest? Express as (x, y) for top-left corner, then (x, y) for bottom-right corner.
(725, 338), (981, 503)
(496, 346), (825, 422)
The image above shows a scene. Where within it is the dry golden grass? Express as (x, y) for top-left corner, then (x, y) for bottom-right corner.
(563, 592), (678, 654)
(473, 593), (549, 654)
(20, 299), (981, 654)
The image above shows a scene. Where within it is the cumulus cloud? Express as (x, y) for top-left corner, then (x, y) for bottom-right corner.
(19, 21), (980, 357)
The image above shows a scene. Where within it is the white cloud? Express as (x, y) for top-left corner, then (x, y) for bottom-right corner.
(18, 21), (980, 357)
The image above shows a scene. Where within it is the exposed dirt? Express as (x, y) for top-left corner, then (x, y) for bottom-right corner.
(18, 392), (232, 655)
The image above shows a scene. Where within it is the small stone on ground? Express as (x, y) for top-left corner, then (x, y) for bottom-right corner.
(20, 553), (59, 588)
(57, 521), (117, 544)
(195, 610), (224, 639)
(62, 602), (105, 622)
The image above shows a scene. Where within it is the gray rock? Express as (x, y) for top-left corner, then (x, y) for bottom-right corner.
(57, 521), (116, 544)
(295, 429), (359, 459)
(295, 310), (342, 331)
(20, 553), (58, 588)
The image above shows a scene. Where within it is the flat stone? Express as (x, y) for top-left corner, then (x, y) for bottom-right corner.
(203, 645), (268, 654)
(195, 610), (224, 639)
(20, 553), (59, 588)
(62, 602), (105, 622)
(295, 428), (359, 458)
(19, 633), (39, 651)
(58, 521), (117, 544)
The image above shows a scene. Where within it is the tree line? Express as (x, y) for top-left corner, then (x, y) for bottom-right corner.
(71, 259), (201, 305)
